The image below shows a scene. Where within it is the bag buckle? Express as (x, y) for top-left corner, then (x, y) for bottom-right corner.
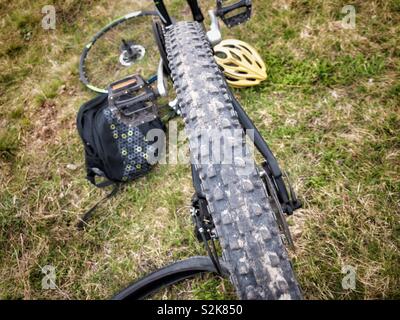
(216, 0), (252, 28)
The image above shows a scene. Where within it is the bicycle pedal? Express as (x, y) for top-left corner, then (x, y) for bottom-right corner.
(216, 0), (252, 28)
(108, 74), (157, 120)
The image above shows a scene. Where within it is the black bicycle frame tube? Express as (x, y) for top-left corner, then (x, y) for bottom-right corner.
(154, 0), (173, 25)
(187, 0), (205, 22)
(154, 0), (204, 26)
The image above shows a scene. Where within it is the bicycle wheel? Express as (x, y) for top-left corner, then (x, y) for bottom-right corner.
(79, 11), (159, 93)
(112, 256), (229, 300)
(165, 21), (302, 300)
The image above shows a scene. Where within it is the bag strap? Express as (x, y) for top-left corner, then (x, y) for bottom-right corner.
(86, 170), (115, 188)
(77, 183), (120, 230)
(76, 93), (108, 137)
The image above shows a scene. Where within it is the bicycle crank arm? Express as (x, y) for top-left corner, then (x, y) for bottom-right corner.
(206, 10), (222, 46)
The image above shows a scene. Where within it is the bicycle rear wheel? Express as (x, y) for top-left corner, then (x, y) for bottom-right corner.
(79, 11), (159, 93)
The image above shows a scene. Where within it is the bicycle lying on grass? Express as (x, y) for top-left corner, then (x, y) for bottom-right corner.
(79, 0), (302, 300)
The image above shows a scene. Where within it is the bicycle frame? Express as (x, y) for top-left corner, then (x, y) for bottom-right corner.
(154, 0), (204, 26)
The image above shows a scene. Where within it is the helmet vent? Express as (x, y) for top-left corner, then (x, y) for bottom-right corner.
(243, 54), (252, 65)
(239, 44), (253, 54)
(215, 51), (228, 59)
(226, 76), (238, 82)
(230, 51), (242, 61)
(225, 62), (239, 67)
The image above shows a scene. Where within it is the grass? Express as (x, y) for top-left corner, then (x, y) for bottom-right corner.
(0, 0), (399, 299)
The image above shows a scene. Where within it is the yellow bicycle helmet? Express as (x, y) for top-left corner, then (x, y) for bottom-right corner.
(214, 39), (267, 88)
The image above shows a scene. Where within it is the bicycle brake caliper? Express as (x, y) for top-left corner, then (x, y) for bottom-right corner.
(191, 195), (215, 242)
(191, 194), (223, 274)
(260, 161), (302, 216)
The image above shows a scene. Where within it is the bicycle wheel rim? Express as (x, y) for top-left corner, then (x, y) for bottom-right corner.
(79, 10), (159, 93)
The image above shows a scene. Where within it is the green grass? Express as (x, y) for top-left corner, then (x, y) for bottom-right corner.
(0, 0), (399, 299)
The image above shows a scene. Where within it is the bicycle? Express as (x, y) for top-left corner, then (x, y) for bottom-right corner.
(80, 0), (303, 300)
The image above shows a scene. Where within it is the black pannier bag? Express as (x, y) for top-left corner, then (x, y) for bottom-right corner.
(76, 75), (165, 227)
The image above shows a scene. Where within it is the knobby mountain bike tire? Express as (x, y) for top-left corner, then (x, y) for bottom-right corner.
(165, 21), (302, 300)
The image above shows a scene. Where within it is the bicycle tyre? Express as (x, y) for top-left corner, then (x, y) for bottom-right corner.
(165, 21), (302, 300)
(112, 256), (229, 300)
